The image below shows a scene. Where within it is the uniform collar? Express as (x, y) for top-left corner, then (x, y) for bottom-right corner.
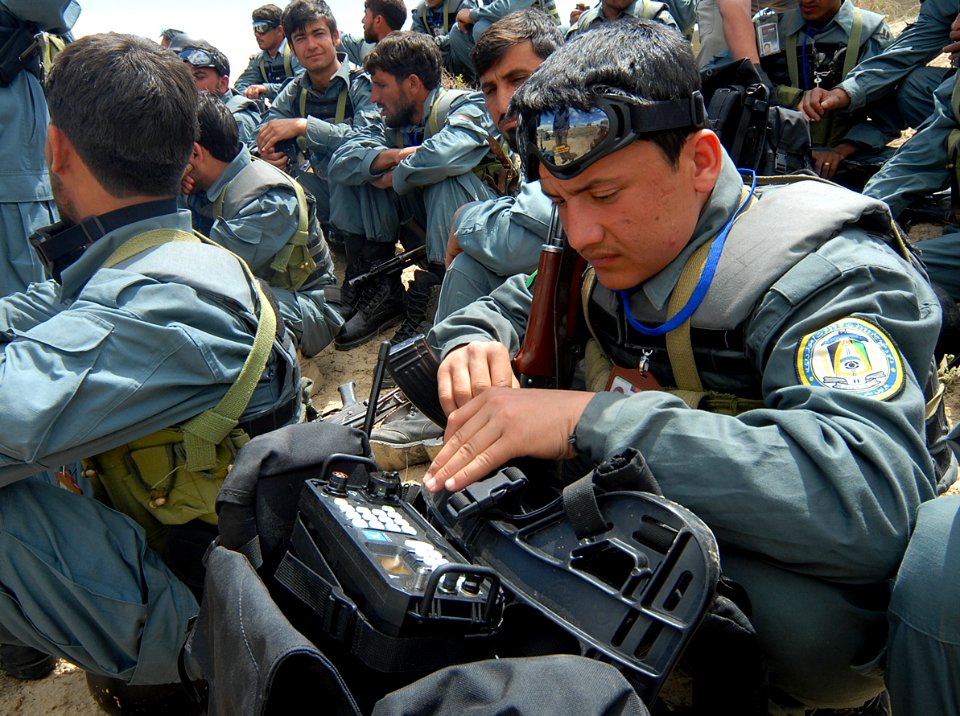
(59, 203), (192, 301)
(783, 0), (853, 37)
(205, 146), (252, 204)
(636, 153), (744, 311)
(302, 52), (351, 93)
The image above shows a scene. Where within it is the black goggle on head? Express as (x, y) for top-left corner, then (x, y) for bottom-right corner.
(518, 90), (708, 180)
(253, 20), (280, 34)
(178, 47), (228, 77)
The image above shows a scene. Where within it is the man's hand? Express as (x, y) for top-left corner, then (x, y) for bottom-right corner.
(180, 163), (197, 195)
(437, 341), (519, 415)
(423, 387), (593, 493)
(798, 87), (850, 121)
(812, 143), (857, 179)
(943, 12), (960, 56)
(258, 147), (289, 170)
(456, 8), (473, 32)
(257, 118), (307, 154)
(370, 146), (418, 176)
(244, 85), (268, 99)
(370, 170), (394, 189)
(445, 230), (463, 268)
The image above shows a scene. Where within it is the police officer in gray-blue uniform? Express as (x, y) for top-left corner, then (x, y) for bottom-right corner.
(177, 42), (261, 151)
(411, 0), (477, 80)
(460, 0), (562, 40)
(435, 9), (560, 321)
(234, 4), (304, 102)
(800, 0), (957, 131)
(0, 0), (78, 296)
(565, 0), (681, 40)
(184, 94), (342, 357)
(258, 0), (374, 228)
(339, 0), (407, 66)
(0, 35), (304, 702)
(760, 0), (901, 184)
(421, 22), (951, 713)
(328, 32), (499, 348)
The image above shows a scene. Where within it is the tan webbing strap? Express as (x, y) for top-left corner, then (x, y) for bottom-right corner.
(283, 42), (293, 77)
(103, 228), (278, 471)
(299, 83), (308, 118)
(665, 186), (754, 393)
(267, 175), (314, 286)
(300, 82), (348, 123)
(787, 32), (799, 88)
(841, 8), (863, 81)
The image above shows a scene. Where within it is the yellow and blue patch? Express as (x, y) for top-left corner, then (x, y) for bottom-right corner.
(795, 317), (904, 400)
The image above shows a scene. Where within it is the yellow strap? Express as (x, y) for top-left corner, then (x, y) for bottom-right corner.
(283, 42), (293, 77)
(299, 82), (348, 124)
(104, 228), (277, 471)
(841, 8), (863, 81)
(427, 88), (447, 138)
(299, 83), (307, 118)
(665, 186), (754, 392)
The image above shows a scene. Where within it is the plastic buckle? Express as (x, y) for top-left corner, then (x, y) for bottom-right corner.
(444, 467), (527, 522)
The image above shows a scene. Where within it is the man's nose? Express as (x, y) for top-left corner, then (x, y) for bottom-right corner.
(561, 205), (604, 251)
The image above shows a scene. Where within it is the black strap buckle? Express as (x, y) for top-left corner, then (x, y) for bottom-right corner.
(444, 466), (527, 522)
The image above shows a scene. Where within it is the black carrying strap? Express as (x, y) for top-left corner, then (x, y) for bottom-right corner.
(275, 517), (495, 674)
(562, 449), (661, 539)
(0, 16), (40, 86)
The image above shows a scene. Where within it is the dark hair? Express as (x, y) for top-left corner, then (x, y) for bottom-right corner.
(197, 92), (241, 163)
(472, 9), (561, 78)
(364, 31), (440, 90)
(510, 20), (701, 166)
(282, 0), (338, 40)
(252, 4), (282, 24)
(45, 33), (198, 197)
(365, 0), (407, 31)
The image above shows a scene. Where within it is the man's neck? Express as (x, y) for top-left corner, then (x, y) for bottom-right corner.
(601, 2), (623, 20)
(266, 40), (282, 57)
(308, 57), (342, 91)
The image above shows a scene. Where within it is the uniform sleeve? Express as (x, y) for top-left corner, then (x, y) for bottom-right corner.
(472, 0), (533, 22)
(574, 231), (939, 584)
(392, 99), (495, 194)
(234, 108), (260, 151)
(411, 5), (428, 34)
(234, 54), (263, 93)
(839, 0), (955, 109)
(207, 186), (299, 275)
(327, 122), (392, 185)
(862, 76), (956, 218)
(453, 180), (551, 276)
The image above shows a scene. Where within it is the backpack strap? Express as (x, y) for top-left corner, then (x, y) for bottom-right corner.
(282, 40), (293, 77)
(102, 228), (278, 471)
(786, 31), (800, 88)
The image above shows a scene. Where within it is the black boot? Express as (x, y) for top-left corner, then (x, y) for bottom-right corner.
(85, 672), (207, 716)
(0, 644), (55, 680)
(391, 265), (443, 345)
(333, 232), (370, 322)
(335, 242), (406, 350)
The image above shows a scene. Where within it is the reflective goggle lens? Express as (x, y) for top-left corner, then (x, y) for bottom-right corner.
(533, 106), (610, 171)
(253, 21), (278, 34)
(178, 48), (214, 68)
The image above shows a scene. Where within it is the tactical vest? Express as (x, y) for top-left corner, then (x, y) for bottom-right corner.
(418, 0), (459, 36)
(258, 41), (294, 84)
(83, 229), (297, 551)
(581, 176), (955, 482)
(198, 156), (334, 291)
(569, 0), (667, 38)
(292, 70), (359, 161)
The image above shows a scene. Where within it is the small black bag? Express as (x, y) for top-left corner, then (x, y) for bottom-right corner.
(701, 59), (813, 175)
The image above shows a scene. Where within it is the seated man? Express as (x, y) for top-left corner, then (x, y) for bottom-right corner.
(799, 0), (957, 133)
(411, 0), (477, 80)
(0, 32), (302, 701)
(566, 0), (683, 39)
(423, 19), (948, 712)
(759, 0), (901, 185)
(235, 3), (304, 101)
(257, 0), (373, 230)
(177, 41), (261, 150)
(328, 31), (500, 349)
(339, 0), (407, 66)
(456, 0), (562, 40)
(183, 93), (342, 357)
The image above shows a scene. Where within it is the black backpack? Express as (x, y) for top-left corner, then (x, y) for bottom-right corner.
(701, 59), (813, 175)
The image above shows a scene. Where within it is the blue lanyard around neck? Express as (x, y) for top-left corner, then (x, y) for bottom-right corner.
(617, 169), (757, 337)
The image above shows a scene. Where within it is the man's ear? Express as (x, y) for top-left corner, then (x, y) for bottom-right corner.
(332, 30), (341, 48)
(688, 129), (724, 195)
(46, 124), (74, 175)
(217, 75), (229, 95)
(190, 142), (204, 166)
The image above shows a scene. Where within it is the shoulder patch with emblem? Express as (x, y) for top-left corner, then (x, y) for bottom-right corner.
(795, 317), (904, 400)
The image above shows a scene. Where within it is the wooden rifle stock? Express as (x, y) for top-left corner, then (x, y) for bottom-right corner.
(513, 208), (574, 387)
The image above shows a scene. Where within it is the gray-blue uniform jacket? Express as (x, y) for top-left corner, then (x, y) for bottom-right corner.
(234, 38), (303, 100)
(339, 33), (376, 67)
(429, 155), (942, 707)
(565, 0), (680, 40)
(328, 87), (499, 261)
(762, 0), (899, 152)
(186, 146), (342, 356)
(836, 0), (957, 114)
(223, 88), (261, 150)
(0, 0), (77, 295)
(0, 203), (300, 683)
